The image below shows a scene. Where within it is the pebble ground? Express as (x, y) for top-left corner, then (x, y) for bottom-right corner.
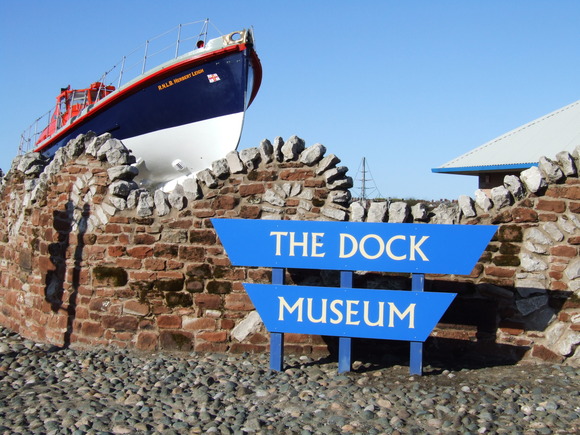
(0, 326), (578, 434)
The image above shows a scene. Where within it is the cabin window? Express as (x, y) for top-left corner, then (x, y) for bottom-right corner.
(71, 91), (88, 106)
(59, 98), (67, 115)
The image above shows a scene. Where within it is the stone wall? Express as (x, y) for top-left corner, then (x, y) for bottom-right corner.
(0, 132), (578, 365)
(351, 154), (580, 365)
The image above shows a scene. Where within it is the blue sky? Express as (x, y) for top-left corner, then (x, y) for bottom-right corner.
(1, 1), (578, 200)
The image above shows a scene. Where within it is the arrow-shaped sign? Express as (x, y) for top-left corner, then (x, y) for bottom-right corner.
(244, 284), (456, 342)
(213, 219), (496, 275)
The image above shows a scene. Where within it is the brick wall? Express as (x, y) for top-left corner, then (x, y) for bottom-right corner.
(0, 133), (578, 365)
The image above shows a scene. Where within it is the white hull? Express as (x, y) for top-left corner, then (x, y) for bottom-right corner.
(123, 111), (245, 188)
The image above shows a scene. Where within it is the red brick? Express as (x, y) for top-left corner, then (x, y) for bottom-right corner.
(38, 255), (56, 273)
(280, 169), (314, 181)
(538, 213), (558, 222)
(531, 345), (564, 363)
(183, 317), (216, 331)
(247, 268), (271, 283)
(167, 219), (193, 229)
(220, 319), (235, 330)
(134, 233), (159, 244)
(116, 258), (142, 269)
(129, 271), (158, 282)
(550, 281), (569, 291)
(123, 300), (149, 316)
(285, 333), (311, 343)
(248, 333), (268, 344)
(75, 306), (89, 320)
(47, 313), (68, 330)
(498, 321), (524, 336)
(157, 314), (182, 329)
(213, 196), (238, 210)
(563, 298), (580, 309)
(549, 270), (564, 280)
(197, 331), (227, 342)
(85, 246), (106, 260)
(239, 205), (261, 219)
(248, 170), (277, 182)
(239, 184), (265, 196)
(108, 246), (126, 257)
(547, 185), (580, 200)
(143, 258), (166, 270)
(194, 294), (222, 310)
(550, 245), (577, 257)
(225, 293), (254, 311)
(126, 246), (153, 259)
(153, 244), (178, 258)
(80, 321), (104, 337)
(159, 331), (193, 351)
(166, 259), (184, 270)
(157, 271), (184, 280)
(511, 208), (538, 223)
(536, 199), (566, 213)
(550, 263), (567, 272)
(485, 266), (515, 278)
(189, 229), (217, 245)
(104, 223), (123, 233)
(102, 315), (139, 331)
(179, 246), (205, 261)
(569, 202), (580, 213)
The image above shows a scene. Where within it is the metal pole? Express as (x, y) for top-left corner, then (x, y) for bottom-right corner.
(142, 40), (149, 75)
(270, 268), (285, 371)
(338, 271), (353, 373)
(410, 273), (425, 375)
(118, 56), (126, 88)
(175, 24), (182, 58)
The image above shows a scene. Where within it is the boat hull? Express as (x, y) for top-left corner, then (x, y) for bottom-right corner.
(37, 45), (260, 185)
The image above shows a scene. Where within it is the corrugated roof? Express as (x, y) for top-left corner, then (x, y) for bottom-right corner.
(433, 99), (580, 174)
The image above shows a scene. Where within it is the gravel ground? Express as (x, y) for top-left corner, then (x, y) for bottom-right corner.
(0, 326), (578, 434)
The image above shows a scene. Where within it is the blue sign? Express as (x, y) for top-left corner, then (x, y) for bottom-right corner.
(244, 284), (456, 342)
(212, 219), (496, 275)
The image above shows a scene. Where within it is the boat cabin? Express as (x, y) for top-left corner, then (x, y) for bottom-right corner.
(37, 82), (115, 144)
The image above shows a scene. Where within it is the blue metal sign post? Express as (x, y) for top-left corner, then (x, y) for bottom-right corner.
(339, 271), (353, 373)
(212, 219), (496, 374)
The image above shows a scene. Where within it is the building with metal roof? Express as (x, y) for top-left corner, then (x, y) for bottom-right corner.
(432, 99), (580, 189)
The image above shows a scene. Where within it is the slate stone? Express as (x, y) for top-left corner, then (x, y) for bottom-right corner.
(539, 156), (565, 183)
(388, 201), (410, 223)
(520, 166), (547, 193)
(458, 195), (476, 218)
(281, 136), (305, 161)
(349, 201), (366, 222)
(300, 143), (326, 166)
(504, 175), (526, 199)
(475, 189), (493, 211)
(226, 151), (244, 174)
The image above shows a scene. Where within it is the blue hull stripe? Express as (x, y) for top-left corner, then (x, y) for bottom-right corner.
(42, 50), (251, 158)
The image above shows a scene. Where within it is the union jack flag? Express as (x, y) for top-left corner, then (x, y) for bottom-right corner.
(207, 73), (220, 83)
